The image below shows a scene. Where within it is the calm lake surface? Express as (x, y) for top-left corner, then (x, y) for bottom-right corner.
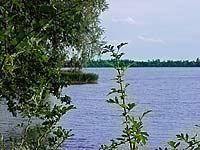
(1, 68), (200, 149)
(60, 68), (200, 150)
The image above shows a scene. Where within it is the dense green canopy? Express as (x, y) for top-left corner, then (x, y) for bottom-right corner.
(0, 0), (107, 115)
(0, 0), (107, 149)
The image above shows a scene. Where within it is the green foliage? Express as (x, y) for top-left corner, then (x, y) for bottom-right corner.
(8, 104), (75, 150)
(87, 58), (200, 67)
(157, 132), (200, 150)
(0, 0), (107, 149)
(0, 134), (5, 150)
(99, 43), (151, 150)
(60, 70), (99, 84)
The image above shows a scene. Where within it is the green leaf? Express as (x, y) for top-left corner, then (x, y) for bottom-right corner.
(175, 142), (180, 148)
(168, 141), (176, 148)
(117, 43), (128, 50)
(114, 96), (119, 104)
(186, 133), (189, 141)
(119, 104), (127, 109)
(39, 5), (56, 14)
(127, 103), (136, 111)
(139, 110), (152, 120)
(39, 19), (48, 27)
(61, 95), (71, 104)
(106, 98), (115, 103)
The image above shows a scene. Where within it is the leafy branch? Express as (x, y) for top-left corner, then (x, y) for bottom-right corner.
(100, 43), (151, 150)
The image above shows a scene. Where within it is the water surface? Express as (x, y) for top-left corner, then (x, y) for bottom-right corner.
(1, 68), (200, 149)
(59, 68), (200, 149)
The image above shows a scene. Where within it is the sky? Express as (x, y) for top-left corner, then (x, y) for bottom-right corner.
(100, 0), (200, 60)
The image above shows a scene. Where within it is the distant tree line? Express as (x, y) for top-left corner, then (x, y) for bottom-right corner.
(86, 58), (200, 67)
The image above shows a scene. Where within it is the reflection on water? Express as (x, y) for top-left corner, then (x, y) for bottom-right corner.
(1, 68), (200, 149)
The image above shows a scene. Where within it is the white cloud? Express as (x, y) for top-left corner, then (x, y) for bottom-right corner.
(112, 17), (143, 25)
(138, 35), (167, 45)
(108, 39), (133, 45)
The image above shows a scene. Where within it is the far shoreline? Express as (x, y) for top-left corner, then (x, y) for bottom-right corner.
(85, 59), (200, 68)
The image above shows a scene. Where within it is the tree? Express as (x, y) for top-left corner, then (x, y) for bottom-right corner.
(0, 0), (107, 149)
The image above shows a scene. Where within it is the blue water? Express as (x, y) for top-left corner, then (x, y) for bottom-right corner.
(1, 68), (200, 149)
(58, 68), (200, 149)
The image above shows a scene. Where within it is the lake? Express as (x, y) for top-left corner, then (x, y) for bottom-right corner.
(1, 68), (200, 149)
(59, 68), (200, 149)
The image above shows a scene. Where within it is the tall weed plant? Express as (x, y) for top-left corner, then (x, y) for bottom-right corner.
(99, 43), (151, 150)
(100, 43), (200, 150)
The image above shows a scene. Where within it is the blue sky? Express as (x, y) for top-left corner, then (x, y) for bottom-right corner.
(100, 0), (200, 60)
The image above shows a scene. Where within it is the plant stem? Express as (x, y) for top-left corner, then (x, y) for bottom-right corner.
(117, 68), (134, 150)
(20, 117), (32, 147)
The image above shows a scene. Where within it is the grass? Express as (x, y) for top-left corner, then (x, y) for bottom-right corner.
(60, 70), (99, 84)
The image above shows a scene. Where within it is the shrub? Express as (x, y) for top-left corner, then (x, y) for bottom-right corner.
(60, 70), (98, 84)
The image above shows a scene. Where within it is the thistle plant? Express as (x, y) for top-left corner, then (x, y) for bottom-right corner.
(99, 43), (151, 150)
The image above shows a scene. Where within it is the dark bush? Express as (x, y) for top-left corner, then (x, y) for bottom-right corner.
(60, 70), (98, 84)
